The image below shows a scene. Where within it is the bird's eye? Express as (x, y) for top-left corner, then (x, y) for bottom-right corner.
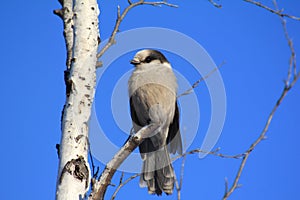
(144, 56), (153, 63)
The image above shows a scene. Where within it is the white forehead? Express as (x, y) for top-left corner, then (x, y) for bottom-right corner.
(133, 49), (152, 59)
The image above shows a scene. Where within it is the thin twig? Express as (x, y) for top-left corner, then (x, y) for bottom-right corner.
(208, 0), (222, 8)
(223, 1), (299, 199)
(173, 148), (244, 161)
(119, 172), (124, 185)
(223, 77), (299, 200)
(117, 5), (121, 19)
(89, 142), (100, 192)
(273, 0), (297, 86)
(142, 1), (178, 7)
(88, 143), (96, 178)
(223, 68), (299, 199)
(174, 154), (187, 200)
(89, 152), (96, 178)
(224, 177), (229, 195)
(107, 145), (247, 199)
(111, 173), (141, 200)
(243, 0), (300, 21)
(108, 147), (246, 200)
(97, 0), (178, 59)
(177, 61), (225, 98)
(174, 171), (180, 200)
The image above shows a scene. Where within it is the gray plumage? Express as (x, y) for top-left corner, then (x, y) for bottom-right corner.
(128, 49), (182, 195)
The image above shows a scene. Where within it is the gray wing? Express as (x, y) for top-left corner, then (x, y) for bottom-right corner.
(130, 94), (182, 155)
(129, 96), (155, 157)
(130, 97), (143, 129)
(167, 102), (182, 155)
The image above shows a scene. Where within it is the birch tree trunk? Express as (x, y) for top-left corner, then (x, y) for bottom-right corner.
(55, 0), (100, 199)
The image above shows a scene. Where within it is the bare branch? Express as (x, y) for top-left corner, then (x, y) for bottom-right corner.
(119, 172), (124, 185)
(89, 144), (100, 181)
(97, 1), (178, 59)
(273, 0), (298, 86)
(106, 147), (245, 200)
(243, 0), (300, 21)
(223, 85), (297, 200)
(101, 145), (252, 200)
(111, 173), (141, 200)
(142, 1), (178, 7)
(173, 148), (244, 161)
(177, 61), (225, 98)
(107, 147), (246, 200)
(89, 123), (160, 200)
(208, 0), (222, 8)
(223, 1), (299, 199)
(174, 154), (187, 200)
(117, 5), (121, 19)
(224, 177), (229, 195)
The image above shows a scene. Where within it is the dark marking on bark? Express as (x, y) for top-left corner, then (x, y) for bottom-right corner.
(64, 69), (72, 97)
(75, 135), (84, 142)
(59, 156), (89, 189)
(85, 85), (91, 90)
(79, 76), (86, 81)
(60, 104), (66, 131)
(56, 143), (61, 158)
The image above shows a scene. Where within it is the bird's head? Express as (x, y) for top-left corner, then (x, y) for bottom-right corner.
(130, 49), (170, 67)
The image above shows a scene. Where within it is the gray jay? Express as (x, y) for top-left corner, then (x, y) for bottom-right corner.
(128, 49), (182, 195)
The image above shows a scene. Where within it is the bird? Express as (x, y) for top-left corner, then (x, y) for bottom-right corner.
(128, 49), (182, 195)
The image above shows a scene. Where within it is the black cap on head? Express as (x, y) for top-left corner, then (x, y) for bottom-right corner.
(130, 49), (169, 65)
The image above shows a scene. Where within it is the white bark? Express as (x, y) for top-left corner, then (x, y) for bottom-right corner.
(56, 0), (99, 199)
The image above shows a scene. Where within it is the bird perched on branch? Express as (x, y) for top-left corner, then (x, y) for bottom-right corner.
(128, 49), (182, 195)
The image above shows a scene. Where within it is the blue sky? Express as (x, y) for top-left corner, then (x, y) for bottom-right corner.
(1, 1), (300, 200)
